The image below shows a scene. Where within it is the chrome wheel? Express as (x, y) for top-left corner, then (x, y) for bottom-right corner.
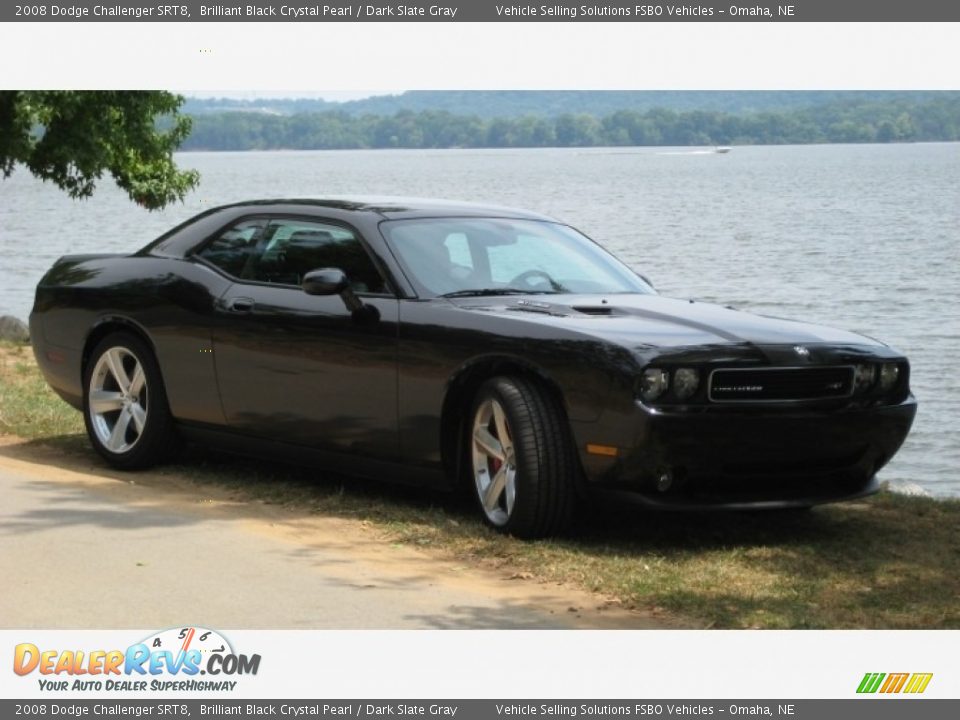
(471, 397), (517, 527)
(88, 346), (148, 454)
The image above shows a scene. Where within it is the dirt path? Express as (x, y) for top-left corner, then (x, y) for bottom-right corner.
(0, 437), (671, 629)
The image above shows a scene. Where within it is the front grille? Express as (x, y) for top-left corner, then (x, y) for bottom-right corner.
(708, 366), (854, 402)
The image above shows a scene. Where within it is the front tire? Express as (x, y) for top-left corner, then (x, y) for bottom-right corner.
(83, 332), (177, 469)
(468, 376), (577, 538)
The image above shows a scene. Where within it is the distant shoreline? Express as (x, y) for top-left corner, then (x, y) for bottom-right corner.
(178, 94), (960, 152)
(176, 139), (956, 153)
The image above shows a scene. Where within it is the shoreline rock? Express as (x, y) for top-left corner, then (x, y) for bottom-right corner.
(0, 315), (30, 344)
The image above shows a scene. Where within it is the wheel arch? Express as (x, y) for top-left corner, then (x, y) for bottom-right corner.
(81, 317), (161, 382)
(80, 316), (181, 469)
(439, 355), (574, 488)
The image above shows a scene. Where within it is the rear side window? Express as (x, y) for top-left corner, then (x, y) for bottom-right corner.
(198, 217), (388, 294)
(195, 219), (266, 278)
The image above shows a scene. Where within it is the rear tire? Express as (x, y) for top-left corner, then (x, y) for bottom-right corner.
(83, 332), (178, 470)
(467, 376), (577, 538)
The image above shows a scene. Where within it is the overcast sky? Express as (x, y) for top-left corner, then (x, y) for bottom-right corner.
(185, 91), (393, 101)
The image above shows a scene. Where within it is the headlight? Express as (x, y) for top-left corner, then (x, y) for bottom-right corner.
(879, 363), (899, 391)
(640, 368), (669, 401)
(673, 368), (700, 400)
(854, 363), (876, 393)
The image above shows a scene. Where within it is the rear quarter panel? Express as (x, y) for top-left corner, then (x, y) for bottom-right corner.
(31, 255), (231, 425)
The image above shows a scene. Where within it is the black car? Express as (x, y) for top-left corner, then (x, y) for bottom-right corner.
(30, 198), (917, 537)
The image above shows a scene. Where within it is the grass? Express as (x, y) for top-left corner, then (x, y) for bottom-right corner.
(2, 339), (958, 629)
(0, 342), (84, 438)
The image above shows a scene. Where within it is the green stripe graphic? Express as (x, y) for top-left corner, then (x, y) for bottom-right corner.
(857, 673), (886, 693)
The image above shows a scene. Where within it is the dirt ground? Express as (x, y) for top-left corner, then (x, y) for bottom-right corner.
(0, 436), (673, 629)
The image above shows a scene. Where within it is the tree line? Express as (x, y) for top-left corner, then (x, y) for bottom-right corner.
(183, 91), (952, 119)
(180, 96), (960, 151)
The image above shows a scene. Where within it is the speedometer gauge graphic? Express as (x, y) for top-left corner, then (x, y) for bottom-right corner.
(139, 627), (234, 658)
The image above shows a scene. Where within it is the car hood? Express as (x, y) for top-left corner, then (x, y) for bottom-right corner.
(447, 293), (884, 350)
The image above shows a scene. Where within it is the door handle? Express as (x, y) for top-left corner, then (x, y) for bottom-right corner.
(226, 297), (255, 314)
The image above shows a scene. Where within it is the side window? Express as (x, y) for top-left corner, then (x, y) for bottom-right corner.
(253, 219), (388, 294)
(195, 219), (266, 278)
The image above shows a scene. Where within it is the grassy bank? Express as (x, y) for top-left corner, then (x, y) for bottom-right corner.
(0, 342), (84, 438)
(2, 340), (958, 629)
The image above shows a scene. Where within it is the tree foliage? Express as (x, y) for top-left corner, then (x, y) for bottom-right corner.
(0, 91), (198, 210)
(180, 95), (960, 151)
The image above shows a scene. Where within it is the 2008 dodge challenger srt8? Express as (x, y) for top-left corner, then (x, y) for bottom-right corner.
(30, 198), (917, 537)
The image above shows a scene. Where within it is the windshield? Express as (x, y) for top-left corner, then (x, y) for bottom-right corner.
(380, 217), (653, 298)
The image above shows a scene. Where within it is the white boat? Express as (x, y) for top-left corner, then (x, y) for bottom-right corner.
(714, 146), (732, 154)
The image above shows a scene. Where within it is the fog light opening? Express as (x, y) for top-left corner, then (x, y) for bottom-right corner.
(656, 470), (674, 493)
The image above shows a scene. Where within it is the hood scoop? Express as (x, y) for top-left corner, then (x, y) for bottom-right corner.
(504, 299), (620, 318)
(507, 299), (568, 316)
(572, 305), (614, 316)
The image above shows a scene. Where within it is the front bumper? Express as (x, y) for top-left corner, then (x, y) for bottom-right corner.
(577, 395), (918, 510)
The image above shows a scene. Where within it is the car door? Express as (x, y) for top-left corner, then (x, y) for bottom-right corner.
(198, 216), (399, 459)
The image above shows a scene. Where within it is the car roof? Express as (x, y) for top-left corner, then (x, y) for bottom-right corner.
(141, 196), (565, 260)
(208, 196), (558, 222)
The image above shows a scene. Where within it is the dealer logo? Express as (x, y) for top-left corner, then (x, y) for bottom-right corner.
(13, 626), (260, 693)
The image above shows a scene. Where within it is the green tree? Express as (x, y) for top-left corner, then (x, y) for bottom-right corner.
(0, 91), (198, 210)
(555, 113), (601, 146)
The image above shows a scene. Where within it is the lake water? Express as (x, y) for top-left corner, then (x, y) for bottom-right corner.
(1, 144), (957, 497)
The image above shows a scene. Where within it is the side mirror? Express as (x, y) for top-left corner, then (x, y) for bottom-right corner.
(302, 267), (377, 322)
(302, 268), (349, 296)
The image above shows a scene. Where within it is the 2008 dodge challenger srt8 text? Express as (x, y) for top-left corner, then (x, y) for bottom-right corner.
(30, 198), (917, 537)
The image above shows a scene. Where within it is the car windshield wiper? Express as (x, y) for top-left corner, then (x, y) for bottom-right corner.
(439, 288), (559, 298)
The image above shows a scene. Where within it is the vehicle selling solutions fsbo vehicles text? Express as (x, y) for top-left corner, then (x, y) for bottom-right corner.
(494, 5), (795, 18)
(495, 5), (717, 18)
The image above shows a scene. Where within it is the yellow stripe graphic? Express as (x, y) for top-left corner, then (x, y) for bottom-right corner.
(904, 673), (934, 694)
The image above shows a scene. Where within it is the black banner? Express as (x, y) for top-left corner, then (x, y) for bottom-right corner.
(3, 0), (960, 23)
(2, 700), (959, 719)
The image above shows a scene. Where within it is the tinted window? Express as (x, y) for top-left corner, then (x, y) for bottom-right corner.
(199, 218), (388, 294)
(195, 219), (266, 278)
